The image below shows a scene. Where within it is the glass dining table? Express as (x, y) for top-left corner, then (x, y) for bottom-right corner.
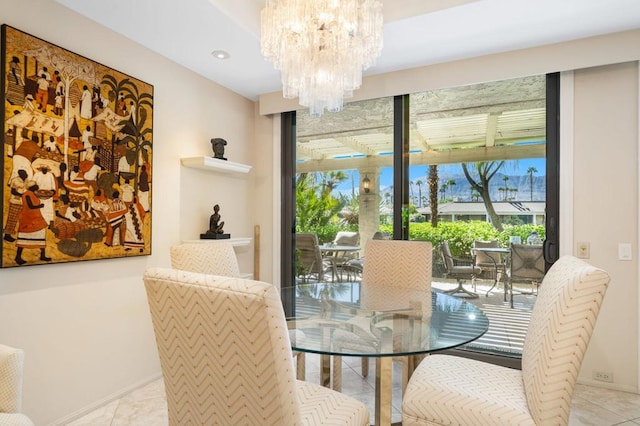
(286, 283), (489, 426)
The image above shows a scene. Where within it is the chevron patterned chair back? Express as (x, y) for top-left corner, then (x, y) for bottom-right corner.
(170, 242), (240, 277)
(332, 240), (432, 391)
(402, 255), (610, 426)
(0, 345), (35, 426)
(361, 240), (433, 311)
(169, 242), (307, 380)
(143, 268), (369, 426)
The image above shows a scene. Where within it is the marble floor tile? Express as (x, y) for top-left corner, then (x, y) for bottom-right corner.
(66, 356), (640, 426)
(110, 395), (168, 426)
(574, 384), (640, 420)
(65, 398), (120, 426)
(569, 395), (628, 426)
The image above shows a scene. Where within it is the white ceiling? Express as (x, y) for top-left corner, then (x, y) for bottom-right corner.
(54, 0), (640, 102)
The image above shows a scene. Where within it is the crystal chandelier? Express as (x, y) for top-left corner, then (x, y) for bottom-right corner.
(261, 0), (383, 117)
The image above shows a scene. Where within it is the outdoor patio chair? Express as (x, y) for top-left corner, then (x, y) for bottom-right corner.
(439, 241), (481, 298)
(402, 255), (610, 426)
(341, 257), (364, 282)
(0, 344), (34, 426)
(340, 231), (389, 281)
(372, 230), (391, 240)
(322, 231), (361, 281)
(473, 240), (507, 296)
(143, 268), (369, 425)
(296, 233), (330, 283)
(333, 231), (360, 246)
(508, 243), (545, 308)
(331, 240), (432, 392)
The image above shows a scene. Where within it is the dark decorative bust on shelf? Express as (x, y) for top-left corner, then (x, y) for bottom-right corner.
(211, 138), (228, 161)
(201, 204), (230, 239)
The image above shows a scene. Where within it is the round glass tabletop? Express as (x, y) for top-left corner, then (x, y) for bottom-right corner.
(286, 283), (489, 357)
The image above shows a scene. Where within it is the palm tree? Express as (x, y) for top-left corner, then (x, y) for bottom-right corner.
(409, 180), (415, 205)
(320, 171), (347, 196)
(498, 187), (506, 201)
(104, 75), (153, 192)
(440, 184), (447, 201)
(428, 165), (439, 226)
(527, 166), (538, 201)
(447, 179), (456, 200)
(509, 188), (519, 201)
(415, 179), (424, 207)
(501, 175), (510, 200)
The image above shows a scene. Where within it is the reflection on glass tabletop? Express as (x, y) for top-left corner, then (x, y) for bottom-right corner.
(285, 283), (489, 357)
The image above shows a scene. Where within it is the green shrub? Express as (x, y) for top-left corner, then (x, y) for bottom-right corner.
(382, 221), (545, 257)
(300, 221), (545, 257)
(297, 223), (359, 245)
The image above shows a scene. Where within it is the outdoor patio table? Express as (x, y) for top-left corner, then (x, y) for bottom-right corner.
(471, 246), (511, 297)
(319, 244), (361, 282)
(286, 283), (489, 426)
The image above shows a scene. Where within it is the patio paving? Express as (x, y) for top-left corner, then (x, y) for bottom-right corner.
(433, 278), (535, 356)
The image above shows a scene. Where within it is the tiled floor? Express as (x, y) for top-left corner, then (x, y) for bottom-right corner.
(66, 353), (640, 426)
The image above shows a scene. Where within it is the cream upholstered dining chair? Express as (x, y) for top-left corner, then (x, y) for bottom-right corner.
(0, 344), (34, 426)
(170, 241), (240, 277)
(332, 239), (432, 392)
(143, 268), (370, 426)
(170, 242), (306, 379)
(402, 255), (610, 426)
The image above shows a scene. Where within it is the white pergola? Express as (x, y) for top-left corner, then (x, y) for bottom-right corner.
(294, 75), (548, 238)
(295, 75), (546, 174)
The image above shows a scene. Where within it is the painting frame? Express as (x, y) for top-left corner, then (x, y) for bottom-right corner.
(1, 25), (153, 268)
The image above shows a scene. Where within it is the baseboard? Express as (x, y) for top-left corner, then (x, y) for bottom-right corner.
(576, 377), (638, 394)
(48, 373), (163, 426)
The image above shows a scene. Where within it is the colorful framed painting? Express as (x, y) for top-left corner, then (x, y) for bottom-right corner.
(1, 25), (153, 268)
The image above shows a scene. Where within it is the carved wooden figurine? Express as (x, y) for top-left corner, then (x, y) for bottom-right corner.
(211, 138), (227, 161)
(200, 204), (230, 239)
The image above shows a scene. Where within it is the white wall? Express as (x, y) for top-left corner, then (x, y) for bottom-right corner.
(572, 62), (639, 391)
(0, 1), (257, 424)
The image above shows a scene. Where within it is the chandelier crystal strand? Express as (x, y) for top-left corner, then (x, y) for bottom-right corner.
(261, 0), (383, 117)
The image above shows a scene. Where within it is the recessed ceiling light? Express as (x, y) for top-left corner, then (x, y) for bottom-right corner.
(211, 50), (230, 60)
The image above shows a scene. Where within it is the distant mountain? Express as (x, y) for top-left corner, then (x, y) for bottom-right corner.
(402, 173), (546, 203)
(431, 173), (546, 202)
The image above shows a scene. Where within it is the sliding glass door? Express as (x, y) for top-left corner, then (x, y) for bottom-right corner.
(281, 74), (559, 360)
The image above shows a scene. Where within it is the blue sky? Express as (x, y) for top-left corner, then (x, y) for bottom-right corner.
(334, 158), (546, 193)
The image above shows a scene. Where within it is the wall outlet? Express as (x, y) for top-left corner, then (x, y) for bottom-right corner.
(593, 371), (613, 382)
(577, 242), (590, 258)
